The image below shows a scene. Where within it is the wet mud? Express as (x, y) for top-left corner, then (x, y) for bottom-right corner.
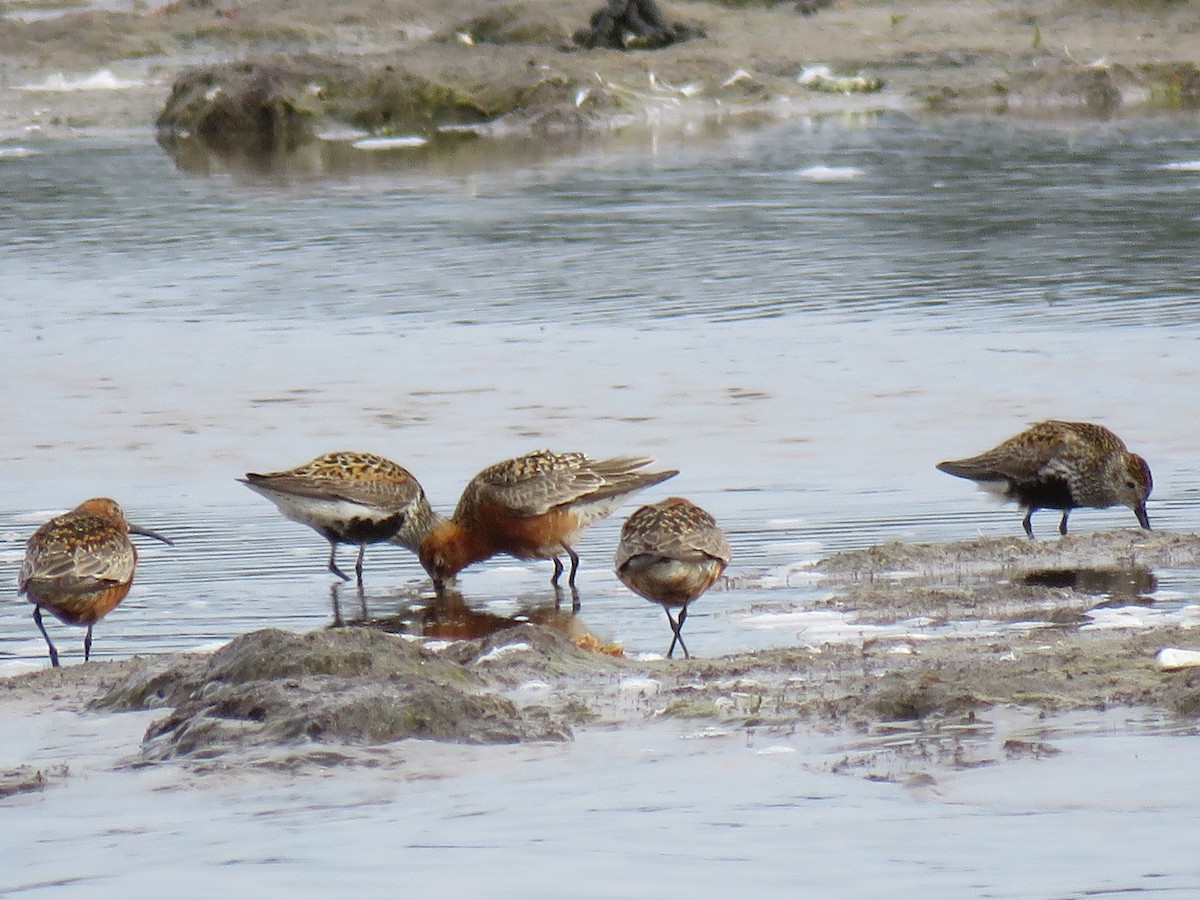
(4, 0), (1200, 146)
(5, 532), (1199, 779)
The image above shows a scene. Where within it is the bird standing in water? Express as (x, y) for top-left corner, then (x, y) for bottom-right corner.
(615, 496), (731, 659)
(419, 450), (677, 592)
(936, 420), (1152, 538)
(240, 451), (441, 584)
(19, 498), (173, 667)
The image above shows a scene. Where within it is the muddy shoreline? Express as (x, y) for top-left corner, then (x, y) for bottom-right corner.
(2, 0), (1199, 145)
(4, 531), (1199, 793)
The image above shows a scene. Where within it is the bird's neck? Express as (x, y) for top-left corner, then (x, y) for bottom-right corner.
(421, 519), (493, 579)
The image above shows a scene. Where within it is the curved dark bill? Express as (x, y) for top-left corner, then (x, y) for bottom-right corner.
(1136, 503), (1151, 530)
(130, 525), (174, 545)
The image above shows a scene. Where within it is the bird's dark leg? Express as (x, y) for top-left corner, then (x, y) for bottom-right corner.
(355, 544), (366, 586)
(664, 605), (690, 659)
(357, 578), (368, 621)
(550, 556), (564, 585)
(553, 583), (582, 612)
(83, 624), (94, 662)
(565, 545), (581, 587)
(327, 540), (350, 581)
(33, 607), (60, 668)
(1022, 508), (1035, 539)
(329, 582), (344, 627)
(1059, 510), (1070, 536)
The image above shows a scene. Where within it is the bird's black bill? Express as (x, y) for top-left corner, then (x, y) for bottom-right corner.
(130, 525), (173, 546)
(1136, 503), (1151, 530)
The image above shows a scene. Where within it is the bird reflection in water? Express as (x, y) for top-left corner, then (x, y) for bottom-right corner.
(329, 580), (370, 627)
(1020, 565), (1159, 607)
(329, 584), (618, 653)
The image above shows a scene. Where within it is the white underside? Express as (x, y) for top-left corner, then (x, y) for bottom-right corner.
(976, 480), (1010, 499)
(245, 486), (391, 532)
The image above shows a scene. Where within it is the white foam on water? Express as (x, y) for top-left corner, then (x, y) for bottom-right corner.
(351, 136), (428, 150)
(796, 64), (834, 85)
(0, 147), (39, 159)
(316, 127), (371, 142)
(794, 165), (866, 182)
(1155, 647), (1200, 670)
(679, 726), (733, 740)
(1160, 160), (1200, 172)
(16, 68), (146, 92)
(475, 641), (532, 663)
(1083, 603), (1200, 632)
(618, 677), (660, 696)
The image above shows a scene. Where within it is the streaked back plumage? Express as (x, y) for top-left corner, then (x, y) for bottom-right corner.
(937, 420), (1152, 537)
(19, 498), (171, 666)
(241, 451), (442, 581)
(615, 496), (731, 659)
(420, 450), (678, 589)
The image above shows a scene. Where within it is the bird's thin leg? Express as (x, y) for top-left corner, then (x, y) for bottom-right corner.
(1022, 508), (1035, 539)
(329, 582), (344, 627)
(33, 607), (59, 668)
(355, 544), (366, 585)
(570, 585), (581, 613)
(565, 545), (581, 587)
(327, 540), (350, 581)
(357, 578), (368, 621)
(550, 556), (564, 585)
(83, 624), (94, 662)
(1058, 511), (1070, 536)
(664, 606), (690, 659)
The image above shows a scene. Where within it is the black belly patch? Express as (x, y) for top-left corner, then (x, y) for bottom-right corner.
(1010, 477), (1074, 511)
(325, 513), (406, 544)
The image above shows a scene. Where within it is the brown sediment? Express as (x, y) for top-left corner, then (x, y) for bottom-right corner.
(3, 531), (1199, 777)
(3, 0), (1200, 143)
(0, 764), (70, 799)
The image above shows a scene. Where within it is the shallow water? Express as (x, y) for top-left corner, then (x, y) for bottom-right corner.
(3, 112), (1200, 894)
(3, 114), (1200, 665)
(3, 703), (1200, 897)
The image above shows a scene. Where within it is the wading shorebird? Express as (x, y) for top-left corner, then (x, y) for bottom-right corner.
(18, 498), (173, 667)
(240, 451), (441, 584)
(614, 497), (731, 659)
(936, 420), (1152, 538)
(418, 450), (677, 592)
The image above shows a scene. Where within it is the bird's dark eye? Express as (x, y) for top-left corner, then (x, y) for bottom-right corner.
(1126, 481), (1137, 489)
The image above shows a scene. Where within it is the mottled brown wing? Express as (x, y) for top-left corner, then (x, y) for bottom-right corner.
(615, 501), (731, 570)
(938, 422), (1074, 483)
(243, 472), (423, 512)
(1052, 421), (1127, 452)
(19, 527), (134, 595)
(465, 451), (609, 517)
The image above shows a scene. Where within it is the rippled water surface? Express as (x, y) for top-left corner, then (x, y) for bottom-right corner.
(3, 113), (1200, 895)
